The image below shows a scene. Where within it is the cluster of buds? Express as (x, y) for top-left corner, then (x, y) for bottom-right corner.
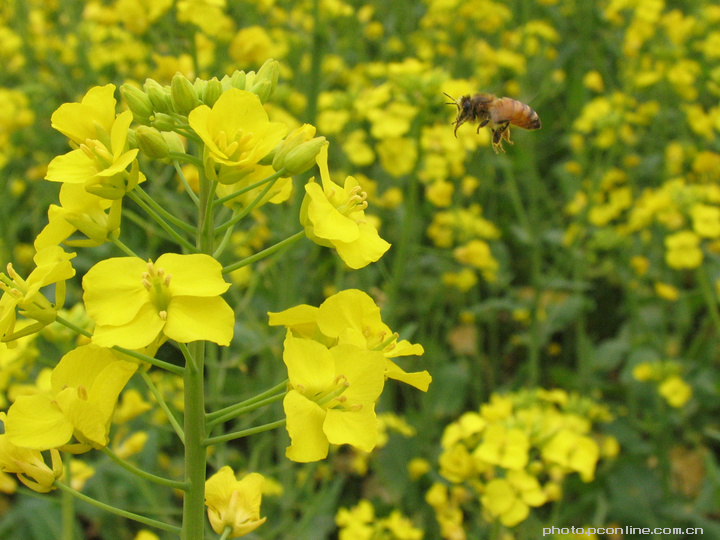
(123, 59), (326, 176)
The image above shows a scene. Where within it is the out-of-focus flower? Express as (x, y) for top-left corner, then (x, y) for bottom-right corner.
(665, 230), (703, 269)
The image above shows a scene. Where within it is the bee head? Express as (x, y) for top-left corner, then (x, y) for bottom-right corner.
(444, 93), (475, 137)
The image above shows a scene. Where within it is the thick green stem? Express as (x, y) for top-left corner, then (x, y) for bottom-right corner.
(181, 341), (207, 540)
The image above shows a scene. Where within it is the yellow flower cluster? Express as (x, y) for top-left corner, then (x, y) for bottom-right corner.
(335, 499), (423, 540)
(431, 389), (616, 532)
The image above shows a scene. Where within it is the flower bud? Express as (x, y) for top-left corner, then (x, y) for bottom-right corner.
(272, 124), (317, 170)
(203, 77), (223, 107)
(171, 73), (200, 116)
(120, 84), (153, 124)
(248, 59), (279, 103)
(151, 112), (177, 131)
(163, 131), (186, 156)
(283, 137), (328, 175)
(193, 78), (207, 100)
(225, 69), (247, 91)
(136, 126), (170, 159)
(144, 79), (172, 114)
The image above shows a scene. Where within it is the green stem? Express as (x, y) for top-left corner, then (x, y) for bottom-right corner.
(173, 160), (200, 205)
(206, 392), (286, 431)
(127, 190), (197, 253)
(207, 380), (288, 422)
(213, 169), (287, 207)
(138, 369), (185, 443)
(181, 340), (207, 540)
(108, 233), (140, 257)
(215, 171), (285, 235)
(60, 454), (75, 540)
(134, 185), (197, 235)
(54, 481), (181, 535)
(203, 419), (286, 447)
(101, 446), (188, 490)
(180, 170), (213, 540)
(222, 231), (305, 274)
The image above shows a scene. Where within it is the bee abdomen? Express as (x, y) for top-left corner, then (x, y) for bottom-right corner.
(510, 99), (541, 130)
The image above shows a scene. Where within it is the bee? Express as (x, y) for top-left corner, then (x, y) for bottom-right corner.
(444, 92), (541, 153)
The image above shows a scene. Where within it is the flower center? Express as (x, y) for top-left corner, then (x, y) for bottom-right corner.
(215, 129), (255, 162)
(142, 261), (172, 319)
(297, 374), (352, 410)
(331, 186), (368, 218)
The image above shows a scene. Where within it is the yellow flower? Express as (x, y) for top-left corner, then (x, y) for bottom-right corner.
(281, 332), (386, 462)
(300, 146), (391, 269)
(0, 246), (76, 344)
(34, 184), (121, 250)
(188, 88), (287, 184)
(0, 426), (63, 493)
(632, 362), (655, 382)
(654, 282), (679, 301)
(691, 204), (720, 238)
(481, 471), (546, 527)
(205, 467), (267, 538)
(4, 345), (137, 451)
(664, 230), (703, 269)
(269, 289), (430, 391)
(46, 85), (142, 199)
(82, 253), (234, 349)
(426, 179), (454, 208)
(658, 375), (692, 408)
(541, 429), (599, 482)
(473, 424), (530, 470)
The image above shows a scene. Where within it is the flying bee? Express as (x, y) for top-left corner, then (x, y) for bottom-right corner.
(444, 92), (541, 153)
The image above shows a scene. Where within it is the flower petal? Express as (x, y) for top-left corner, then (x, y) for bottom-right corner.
(157, 253), (229, 296)
(284, 391), (329, 462)
(92, 302), (165, 349)
(164, 296), (234, 345)
(83, 257), (149, 326)
(4, 395), (74, 450)
(324, 405), (378, 453)
(283, 334), (334, 392)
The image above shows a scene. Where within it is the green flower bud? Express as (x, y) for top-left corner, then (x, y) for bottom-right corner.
(225, 69), (247, 91)
(203, 77), (223, 107)
(283, 137), (328, 175)
(136, 126), (170, 159)
(144, 79), (172, 114)
(272, 124), (317, 170)
(163, 131), (186, 156)
(151, 112), (177, 131)
(193, 78), (207, 100)
(170, 73), (200, 115)
(248, 59), (279, 103)
(120, 84), (153, 124)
